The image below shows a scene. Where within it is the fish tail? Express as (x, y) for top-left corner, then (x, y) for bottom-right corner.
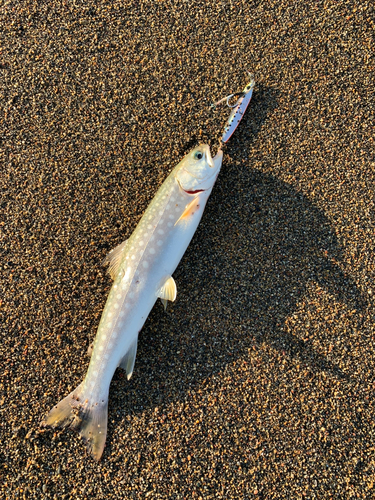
(41, 383), (108, 461)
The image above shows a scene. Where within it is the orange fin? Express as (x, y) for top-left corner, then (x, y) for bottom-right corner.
(175, 197), (201, 226)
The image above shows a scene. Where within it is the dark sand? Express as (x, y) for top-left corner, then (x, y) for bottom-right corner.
(1, 1), (374, 498)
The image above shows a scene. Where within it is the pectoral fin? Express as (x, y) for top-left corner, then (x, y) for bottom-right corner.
(102, 239), (128, 279)
(158, 276), (177, 310)
(175, 197), (201, 226)
(119, 338), (138, 380)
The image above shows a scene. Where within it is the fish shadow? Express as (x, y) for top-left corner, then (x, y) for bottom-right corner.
(109, 83), (367, 420)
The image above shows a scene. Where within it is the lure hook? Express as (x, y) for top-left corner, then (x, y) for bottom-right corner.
(210, 91), (244, 110)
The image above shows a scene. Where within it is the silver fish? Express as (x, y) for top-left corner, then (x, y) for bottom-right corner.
(42, 145), (223, 460)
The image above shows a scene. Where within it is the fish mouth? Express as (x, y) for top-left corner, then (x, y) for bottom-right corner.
(177, 181), (207, 195)
(183, 188), (206, 195)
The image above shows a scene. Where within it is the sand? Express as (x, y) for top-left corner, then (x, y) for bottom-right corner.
(1, 0), (374, 498)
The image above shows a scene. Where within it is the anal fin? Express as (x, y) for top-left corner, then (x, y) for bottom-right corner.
(87, 342), (94, 358)
(119, 338), (138, 380)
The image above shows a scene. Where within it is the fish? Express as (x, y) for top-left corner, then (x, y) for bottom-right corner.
(41, 144), (223, 460)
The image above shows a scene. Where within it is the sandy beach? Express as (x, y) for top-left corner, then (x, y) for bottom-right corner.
(1, 0), (374, 498)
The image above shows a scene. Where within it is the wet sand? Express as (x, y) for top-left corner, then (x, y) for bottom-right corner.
(1, 1), (374, 498)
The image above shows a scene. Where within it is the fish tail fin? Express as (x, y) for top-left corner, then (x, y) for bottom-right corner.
(41, 383), (108, 461)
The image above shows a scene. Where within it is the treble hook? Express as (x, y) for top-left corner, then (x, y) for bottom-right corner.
(210, 91), (244, 110)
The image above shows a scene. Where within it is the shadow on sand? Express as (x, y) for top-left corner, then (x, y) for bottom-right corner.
(108, 82), (367, 433)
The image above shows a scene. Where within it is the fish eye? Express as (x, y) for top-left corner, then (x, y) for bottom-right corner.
(194, 151), (203, 160)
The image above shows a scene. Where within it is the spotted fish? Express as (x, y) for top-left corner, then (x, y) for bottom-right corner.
(41, 145), (223, 460)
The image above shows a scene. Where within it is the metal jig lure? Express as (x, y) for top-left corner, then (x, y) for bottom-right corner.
(212, 74), (255, 144)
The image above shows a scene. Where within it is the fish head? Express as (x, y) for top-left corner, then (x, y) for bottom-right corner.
(176, 145), (223, 194)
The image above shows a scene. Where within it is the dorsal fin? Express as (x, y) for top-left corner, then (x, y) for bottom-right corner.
(158, 276), (177, 310)
(102, 239), (128, 280)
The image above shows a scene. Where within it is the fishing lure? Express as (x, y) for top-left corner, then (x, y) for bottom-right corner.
(212, 74), (255, 144)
